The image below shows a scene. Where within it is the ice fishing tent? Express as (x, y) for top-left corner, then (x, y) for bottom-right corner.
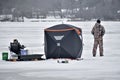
(44, 24), (83, 59)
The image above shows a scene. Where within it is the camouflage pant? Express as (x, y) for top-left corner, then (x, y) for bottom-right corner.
(92, 39), (103, 56)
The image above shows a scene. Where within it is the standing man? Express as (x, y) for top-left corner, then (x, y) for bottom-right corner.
(91, 19), (105, 57)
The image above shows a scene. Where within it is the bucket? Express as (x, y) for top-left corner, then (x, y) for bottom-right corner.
(20, 49), (28, 55)
(2, 52), (8, 60)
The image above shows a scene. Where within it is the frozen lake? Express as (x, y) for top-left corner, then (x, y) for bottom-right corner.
(0, 21), (120, 80)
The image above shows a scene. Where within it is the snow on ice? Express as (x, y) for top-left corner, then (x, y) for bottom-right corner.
(0, 21), (120, 80)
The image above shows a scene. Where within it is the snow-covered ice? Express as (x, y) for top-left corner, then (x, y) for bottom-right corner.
(0, 21), (120, 80)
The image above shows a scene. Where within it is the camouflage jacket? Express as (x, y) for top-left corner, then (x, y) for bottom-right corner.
(91, 23), (105, 40)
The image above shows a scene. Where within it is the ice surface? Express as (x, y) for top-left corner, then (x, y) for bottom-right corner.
(0, 21), (120, 80)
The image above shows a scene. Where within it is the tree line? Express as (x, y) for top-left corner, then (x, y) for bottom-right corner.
(0, 0), (120, 21)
